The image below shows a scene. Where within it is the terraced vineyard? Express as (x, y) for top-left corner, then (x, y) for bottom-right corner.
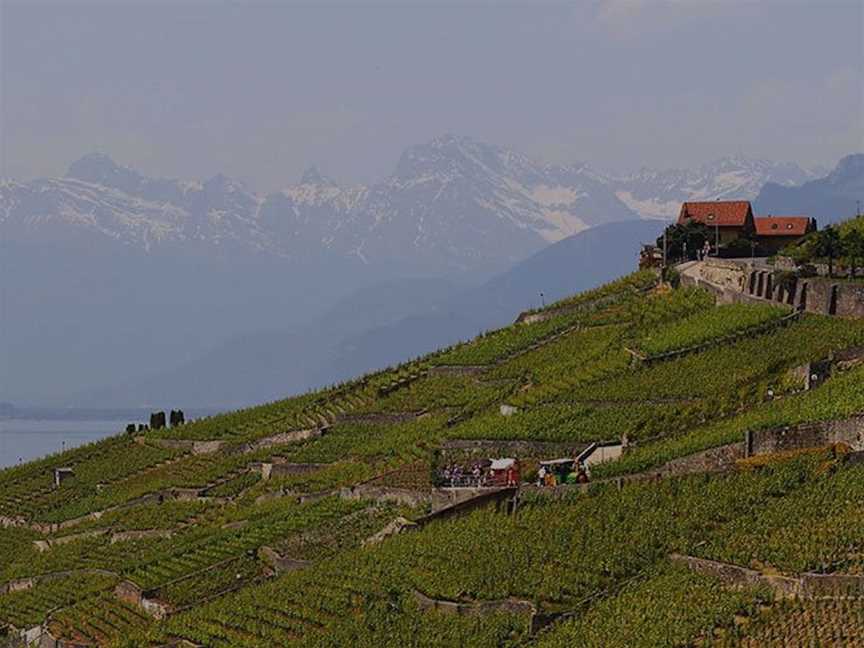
(3, 265), (864, 647)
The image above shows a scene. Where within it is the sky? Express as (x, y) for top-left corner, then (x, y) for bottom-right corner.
(1, 0), (862, 192)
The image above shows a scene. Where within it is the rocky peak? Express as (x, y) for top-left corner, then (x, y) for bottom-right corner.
(300, 166), (338, 187)
(828, 154), (864, 187)
(65, 152), (143, 194)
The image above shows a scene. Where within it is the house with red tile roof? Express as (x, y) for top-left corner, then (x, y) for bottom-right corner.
(753, 215), (816, 254)
(677, 201), (756, 245)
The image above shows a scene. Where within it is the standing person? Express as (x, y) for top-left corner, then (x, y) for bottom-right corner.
(537, 465), (547, 487)
(576, 460), (589, 484)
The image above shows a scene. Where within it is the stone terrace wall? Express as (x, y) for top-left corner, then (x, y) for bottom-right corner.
(427, 365), (486, 376)
(679, 259), (864, 318)
(440, 439), (593, 459)
(669, 554), (801, 598)
(745, 415), (864, 457)
(334, 412), (425, 425)
(672, 553), (864, 601)
(417, 487), (516, 524)
(413, 589), (535, 617)
(656, 442), (745, 478)
(340, 484), (431, 508)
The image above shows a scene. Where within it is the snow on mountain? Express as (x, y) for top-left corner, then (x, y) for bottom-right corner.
(612, 155), (821, 220)
(2, 153), (270, 252)
(0, 138), (829, 272)
(334, 135), (636, 270)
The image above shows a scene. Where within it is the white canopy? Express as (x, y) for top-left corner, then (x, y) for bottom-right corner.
(489, 458), (515, 470)
(539, 458), (574, 467)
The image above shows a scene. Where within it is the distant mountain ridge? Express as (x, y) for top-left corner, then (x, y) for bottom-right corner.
(0, 136), (826, 274)
(754, 154), (864, 225)
(612, 155), (823, 220)
(1, 137), (847, 406)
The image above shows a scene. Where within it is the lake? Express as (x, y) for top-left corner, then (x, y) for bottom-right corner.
(0, 419), (132, 470)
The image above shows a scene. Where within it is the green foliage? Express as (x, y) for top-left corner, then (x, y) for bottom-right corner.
(657, 221), (711, 261)
(594, 363), (864, 479)
(359, 374), (514, 416)
(634, 303), (788, 357)
(5, 265), (864, 646)
(535, 563), (770, 648)
(0, 573), (118, 629)
(696, 455), (864, 574)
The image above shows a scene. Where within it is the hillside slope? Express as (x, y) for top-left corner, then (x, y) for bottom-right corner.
(3, 269), (864, 647)
(96, 219), (663, 408)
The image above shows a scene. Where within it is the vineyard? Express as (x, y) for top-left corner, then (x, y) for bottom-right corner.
(3, 265), (864, 646)
(633, 302), (789, 357)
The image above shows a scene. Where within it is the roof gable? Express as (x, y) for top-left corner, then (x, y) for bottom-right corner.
(754, 216), (813, 237)
(678, 201), (753, 227)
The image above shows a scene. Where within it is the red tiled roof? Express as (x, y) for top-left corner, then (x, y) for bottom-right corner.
(678, 201), (752, 227)
(754, 216), (813, 237)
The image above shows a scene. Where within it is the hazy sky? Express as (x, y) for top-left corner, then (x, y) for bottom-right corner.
(1, 1), (862, 191)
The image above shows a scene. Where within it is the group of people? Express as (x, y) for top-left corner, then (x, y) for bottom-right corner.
(439, 461), (521, 488)
(440, 462), (487, 488)
(536, 459), (590, 487)
(439, 457), (593, 488)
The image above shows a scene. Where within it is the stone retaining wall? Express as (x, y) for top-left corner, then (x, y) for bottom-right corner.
(33, 530), (108, 552)
(671, 553), (864, 601)
(413, 589), (535, 617)
(440, 438), (593, 458)
(412, 589), (566, 636)
(339, 484), (431, 508)
(800, 573), (864, 599)
(685, 258), (864, 318)
(334, 411), (425, 425)
(109, 529), (174, 544)
(658, 442), (745, 478)
(258, 462), (329, 480)
(745, 415), (864, 457)
(416, 487), (516, 525)
(258, 547), (312, 573)
(229, 428), (321, 455)
(0, 569), (117, 596)
(427, 365), (486, 376)
(141, 438), (226, 455)
(669, 554), (800, 598)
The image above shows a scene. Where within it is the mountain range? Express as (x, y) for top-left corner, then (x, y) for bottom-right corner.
(755, 154), (864, 225)
(1, 135), (858, 408)
(0, 135), (826, 274)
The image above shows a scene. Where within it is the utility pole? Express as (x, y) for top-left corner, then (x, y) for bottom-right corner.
(539, 292), (545, 308)
(715, 223), (720, 257)
(662, 228), (668, 266)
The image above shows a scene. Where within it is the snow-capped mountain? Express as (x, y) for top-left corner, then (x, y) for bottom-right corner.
(1, 136), (639, 273)
(0, 138), (828, 274)
(612, 156), (822, 220)
(2, 152), (269, 253)
(331, 134), (636, 269)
